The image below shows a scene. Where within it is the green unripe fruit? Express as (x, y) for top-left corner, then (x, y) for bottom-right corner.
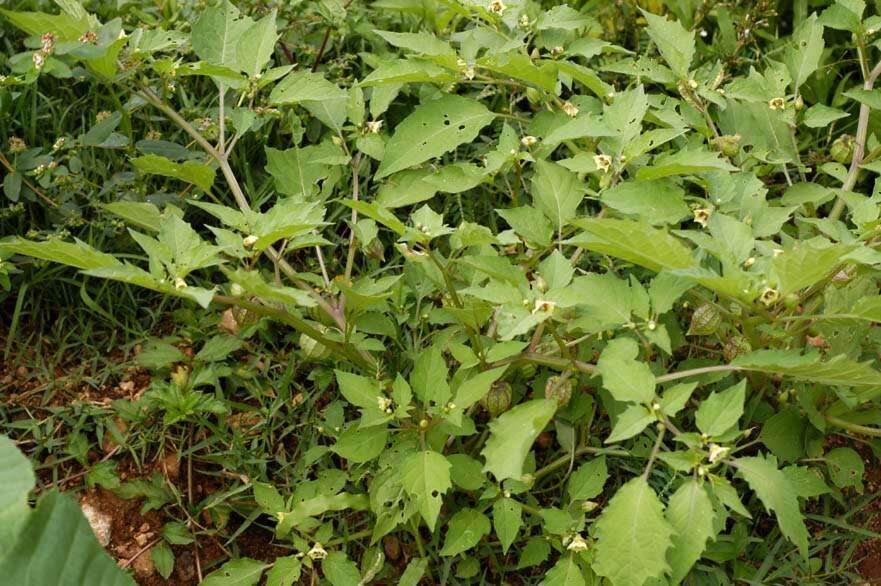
(831, 135), (854, 164)
(722, 334), (752, 362)
(688, 303), (722, 336)
(480, 381), (513, 417)
(712, 134), (741, 158)
(518, 362), (538, 380)
(545, 375), (573, 406)
(783, 293), (799, 309)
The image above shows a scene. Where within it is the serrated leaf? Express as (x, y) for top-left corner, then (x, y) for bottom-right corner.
(601, 179), (689, 225)
(567, 456), (608, 502)
(592, 476), (674, 586)
(482, 399), (557, 481)
(492, 498), (522, 554)
(400, 450), (452, 531)
(666, 480), (715, 583)
(131, 154), (215, 191)
(606, 404), (654, 443)
(439, 508), (490, 556)
(695, 379), (746, 437)
(0, 238), (119, 270)
(376, 95), (495, 179)
(540, 554), (586, 586)
(567, 218), (696, 272)
(596, 338), (656, 404)
(532, 160), (584, 231)
(322, 552), (360, 586)
(735, 454), (809, 559)
(191, 1), (252, 73)
(786, 14), (824, 88)
(265, 556), (301, 586)
(641, 10), (694, 78)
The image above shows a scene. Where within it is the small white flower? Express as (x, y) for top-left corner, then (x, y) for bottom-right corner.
(307, 543), (327, 560)
(692, 207), (712, 228)
(760, 287), (780, 306)
(174, 277), (188, 290)
(242, 235), (259, 248)
(688, 79), (698, 89)
(593, 154), (612, 173)
(708, 443), (730, 463)
(567, 534), (589, 552)
(519, 14), (530, 28)
(488, 0), (505, 13)
(365, 119), (383, 134)
(768, 97), (786, 110)
(532, 299), (556, 315)
(32, 51), (46, 69)
(520, 135), (537, 147)
(562, 101), (579, 117)
(743, 256), (756, 269)
(772, 248), (784, 258)
(377, 396), (393, 412)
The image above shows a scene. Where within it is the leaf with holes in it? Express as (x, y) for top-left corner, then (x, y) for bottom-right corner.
(376, 94), (495, 179)
(400, 450), (452, 531)
(202, 557), (268, 586)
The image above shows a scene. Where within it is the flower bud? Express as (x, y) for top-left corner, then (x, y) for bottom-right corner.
(831, 135), (854, 164)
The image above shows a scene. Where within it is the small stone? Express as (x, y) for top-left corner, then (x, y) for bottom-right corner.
(80, 501), (112, 547)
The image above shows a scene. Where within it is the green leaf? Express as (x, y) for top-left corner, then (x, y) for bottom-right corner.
(497, 206), (554, 247)
(335, 370), (383, 410)
(759, 408), (806, 463)
(331, 426), (388, 463)
(0, 436), (35, 554)
(191, 1), (252, 72)
(567, 456), (608, 502)
(439, 508), (490, 557)
(606, 404), (654, 443)
(398, 558), (428, 586)
(0, 490), (135, 585)
(264, 556), (301, 586)
(826, 447), (864, 491)
(637, 147), (737, 180)
(733, 349), (881, 389)
(481, 399), (557, 481)
(152, 541), (174, 580)
(202, 558), (269, 586)
(277, 493), (368, 535)
(540, 554), (586, 586)
(374, 30), (455, 57)
(666, 480), (715, 583)
(641, 10), (694, 78)
(735, 454), (809, 559)
(130, 154), (215, 191)
(772, 242), (851, 296)
(0, 238), (119, 270)
(592, 476), (675, 586)
(269, 71), (348, 130)
(601, 179), (689, 225)
(803, 104), (849, 128)
(400, 450), (452, 531)
(410, 346), (450, 406)
(375, 95), (495, 179)
(236, 10), (277, 77)
(695, 379), (746, 437)
(322, 551), (361, 586)
(785, 14), (824, 88)
(567, 218), (696, 272)
(596, 338), (656, 404)
(101, 201), (163, 232)
(531, 160), (584, 231)
(0, 8), (89, 41)
(492, 498), (522, 554)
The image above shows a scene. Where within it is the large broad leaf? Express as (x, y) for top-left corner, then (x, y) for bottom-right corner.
(695, 379), (746, 437)
(733, 350), (881, 388)
(595, 338), (656, 404)
(236, 10), (277, 77)
(0, 490), (135, 585)
(439, 508), (491, 557)
(666, 480), (715, 583)
(636, 147), (737, 180)
(567, 218), (696, 272)
(268, 71), (349, 131)
(786, 14), (824, 88)
(735, 454), (809, 559)
(0, 436), (35, 555)
(375, 94), (495, 179)
(592, 477), (674, 586)
(641, 9), (694, 78)
(190, 0), (252, 72)
(481, 399), (557, 481)
(771, 242), (852, 296)
(0, 238), (119, 270)
(202, 558), (268, 586)
(540, 554), (586, 586)
(130, 154), (215, 191)
(400, 450), (452, 531)
(531, 160), (584, 231)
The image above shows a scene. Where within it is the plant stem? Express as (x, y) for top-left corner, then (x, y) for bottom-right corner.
(830, 59), (881, 220)
(825, 414), (881, 438)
